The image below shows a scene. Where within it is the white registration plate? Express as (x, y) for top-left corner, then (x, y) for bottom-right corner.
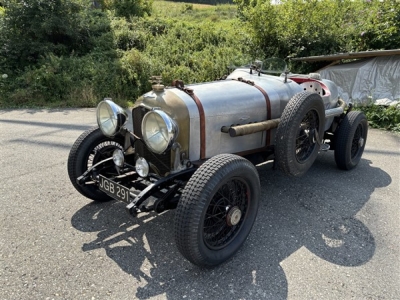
(98, 175), (130, 203)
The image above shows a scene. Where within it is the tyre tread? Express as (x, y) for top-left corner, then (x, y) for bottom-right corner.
(275, 92), (325, 176)
(67, 127), (123, 201)
(174, 154), (260, 267)
(334, 111), (368, 170)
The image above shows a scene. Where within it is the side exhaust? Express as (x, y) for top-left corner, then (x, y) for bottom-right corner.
(222, 99), (347, 137)
(221, 119), (280, 137)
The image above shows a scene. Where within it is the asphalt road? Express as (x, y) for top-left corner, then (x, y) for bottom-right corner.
(1, 109), (399, 300)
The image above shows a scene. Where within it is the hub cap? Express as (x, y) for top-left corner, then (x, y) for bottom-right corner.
(359, 137), (365, 148)
(226, 206), (242, 226)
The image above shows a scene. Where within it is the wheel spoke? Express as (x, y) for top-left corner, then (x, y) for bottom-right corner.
(203, 179), (249, 249)
(351, 124), (363, 158)
(205, 211), (226, 220)
(295, 110), (319, 163)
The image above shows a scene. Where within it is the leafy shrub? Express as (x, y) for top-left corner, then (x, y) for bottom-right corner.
(101, 0), (153, 18)
(0, 0), (155, 73)
(181, 3), (194, 12)
(0, 0), (158, 107)
(142, 20), (249, 84)
(0, 23), (162, 106)
(110, 17), (168, 51)
(117, 48), (152, 99)
(111, 17), (151, 51)
(355, 105), (400, 132)
(1, 0), (91, 70)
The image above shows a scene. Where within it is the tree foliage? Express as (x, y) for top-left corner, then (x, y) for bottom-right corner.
(235, 0), (400, 72)
(2, 1), (89, 69)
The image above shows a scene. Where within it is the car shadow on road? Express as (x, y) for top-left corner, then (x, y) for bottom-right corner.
(71, 152), (391, 299)
(0, 119), (93, 131)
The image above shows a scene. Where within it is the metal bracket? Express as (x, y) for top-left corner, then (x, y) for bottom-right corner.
(125, 168), (195, 217)
(76, 157), (113, 184)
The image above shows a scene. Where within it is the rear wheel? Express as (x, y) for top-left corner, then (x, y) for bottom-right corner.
(275, 92), (325, 176)
(334, 111), (368, 170)
(174, 154), (260, 267)
(67, 127), (125, 201)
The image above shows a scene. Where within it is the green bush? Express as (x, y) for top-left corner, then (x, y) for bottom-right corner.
(1, 12), (251, 108)
(142, 20), (248, 84)
(101, 0), (153, 18)
(1, 0), (91, 70)
(2, 50), (153, 107)
(355, 105), (400, 132)
(110, 17), (167, 51)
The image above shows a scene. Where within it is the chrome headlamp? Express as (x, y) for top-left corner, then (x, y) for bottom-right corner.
(135, 157), (149, 177)
(112, 149), (124, 167)
(141, 110), (178, 154)
(96, 99), (128, 137)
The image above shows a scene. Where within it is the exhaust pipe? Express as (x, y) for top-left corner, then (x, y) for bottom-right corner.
(222, 99), (346, 138)
(221, 119), (280, 137)
(325, 98), (347, 118)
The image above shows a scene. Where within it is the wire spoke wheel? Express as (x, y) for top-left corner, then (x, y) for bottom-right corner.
(334, 111), (368, 170)
(203, 178), (249, 250)
(350, 124), (364, 159)
(174, 154), (260, 267)
(296, 110), (319, 163)
(275, 92), (325, 177)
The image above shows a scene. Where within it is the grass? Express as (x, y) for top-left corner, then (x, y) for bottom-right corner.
(152, 1), (237, 23)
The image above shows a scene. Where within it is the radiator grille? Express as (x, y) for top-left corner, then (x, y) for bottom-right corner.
(132, 106), (171, 175)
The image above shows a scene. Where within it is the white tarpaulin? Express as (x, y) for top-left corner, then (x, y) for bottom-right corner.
(319, 55), (400, 104)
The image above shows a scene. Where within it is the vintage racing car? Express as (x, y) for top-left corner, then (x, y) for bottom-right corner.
(68, 59), (368, 267)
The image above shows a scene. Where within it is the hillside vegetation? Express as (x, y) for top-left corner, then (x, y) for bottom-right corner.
(0, 0), (399, 108)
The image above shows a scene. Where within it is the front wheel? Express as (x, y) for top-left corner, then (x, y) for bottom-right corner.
(174, 154), (260, 267)
(67, 127), (125, 201)
(334, 111), (368, 170)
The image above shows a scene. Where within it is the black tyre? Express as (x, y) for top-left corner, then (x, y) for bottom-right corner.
(334, 111), (368, 170)
(275, 92), (325, 177)
(67, 127), (125, 201)
(174, 154), (260, 267)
